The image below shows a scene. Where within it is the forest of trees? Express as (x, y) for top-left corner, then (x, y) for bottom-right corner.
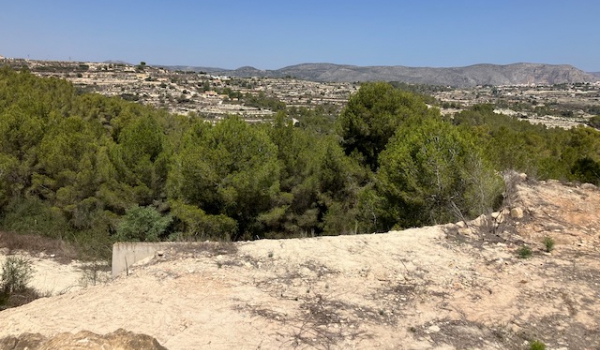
(1, 67), (600, 258)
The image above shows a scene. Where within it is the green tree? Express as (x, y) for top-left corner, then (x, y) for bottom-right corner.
(110, 114), (170, 206)
(260, 113), (319, 236)
(262, 112), (371, 237)
(168, 117), (280, 240)
(338, 82), (436, 171)
(0, 154), (24, 209)
(377, 117), (502, 228)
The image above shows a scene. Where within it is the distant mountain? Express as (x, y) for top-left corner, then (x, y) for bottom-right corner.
(164, 62), (599, 87)
(103, 60), (131, 65)
(158, 65), (225, 73)
(589, 72), (600, 78)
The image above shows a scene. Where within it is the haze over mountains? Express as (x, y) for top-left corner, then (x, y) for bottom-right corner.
(162, 62), (599, 87)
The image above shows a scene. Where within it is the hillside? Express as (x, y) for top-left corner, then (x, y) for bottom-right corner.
(166, 62), (599, 87)
(1, 176), (599, 349)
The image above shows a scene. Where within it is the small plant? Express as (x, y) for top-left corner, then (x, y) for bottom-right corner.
(0, 256), (44, 309)
(529, 340), (546, 350)
(268, 250), (274, 259)
(517, 245), (532, 259)
(543, 236), (555, 252)
(1, 257), (33, 294)
(79, 262), (110, 287)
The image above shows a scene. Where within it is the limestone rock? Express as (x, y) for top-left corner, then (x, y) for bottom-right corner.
(427, 325), (441, 333)
(458, 227), (475, 237)
(581, 183), (597, 190)
(0, 329), (168, 350)
(0, 332), (46, 350)
(491, 211), (505, 224)
(471, 214), (490, 227)
(510, 207), (524, 219)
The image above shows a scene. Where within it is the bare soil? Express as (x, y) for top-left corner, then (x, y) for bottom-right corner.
(1, 178), (599, 350)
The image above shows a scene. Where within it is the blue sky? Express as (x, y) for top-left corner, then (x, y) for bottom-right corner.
(1, 0), (598, 71)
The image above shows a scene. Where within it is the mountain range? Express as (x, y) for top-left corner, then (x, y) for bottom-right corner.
(161, 62), (599, 87)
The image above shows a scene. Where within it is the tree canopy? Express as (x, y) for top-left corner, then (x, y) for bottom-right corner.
(1, 68), (599, 257)
(337, 82), (437, 170)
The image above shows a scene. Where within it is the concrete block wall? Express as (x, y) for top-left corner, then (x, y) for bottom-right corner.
(112, 242), (172, 277)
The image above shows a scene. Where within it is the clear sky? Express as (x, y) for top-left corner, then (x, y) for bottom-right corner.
(1, 0), (598, 71)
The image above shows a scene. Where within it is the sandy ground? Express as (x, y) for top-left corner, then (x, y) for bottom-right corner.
(0, 177), (599, 350)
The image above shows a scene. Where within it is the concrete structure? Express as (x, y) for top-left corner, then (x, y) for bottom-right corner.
(112, 242), (172, 277)
(112, 241), (230, 277)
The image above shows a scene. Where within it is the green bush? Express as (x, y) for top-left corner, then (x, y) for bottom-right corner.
(116, 205), (172, 242)
(587, 115), (600, 129)
(1, 257), (33, 294)
(169, 200), (236, 241)
(529, 340), (546, 350)
(570, 157), (600, 185)
(543, 236), (555, 252)
(518, 245), (533, 259)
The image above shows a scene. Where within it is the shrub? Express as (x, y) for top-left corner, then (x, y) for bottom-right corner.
(517, 245), (532, 259)
(529, 340), (546, 350)
(116, 205), (172, 242)
(79, 262), (110, 287)
(543, 236), (555, 252)
(570, 157), (600, 185)
(169, 201), (237, 241)
(1, 197), (72, 240)
(587, 115), (600, 129)
(1, 257), (33, 294)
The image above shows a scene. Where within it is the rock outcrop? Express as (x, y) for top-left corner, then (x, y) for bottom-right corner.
(0, 329), (167, 350)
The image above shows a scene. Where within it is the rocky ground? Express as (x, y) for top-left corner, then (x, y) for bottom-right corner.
(0, 329), (166, 350)
(0, 176), (599, 350)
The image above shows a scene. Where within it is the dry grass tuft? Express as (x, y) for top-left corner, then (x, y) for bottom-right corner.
(0, 231), (79, 264)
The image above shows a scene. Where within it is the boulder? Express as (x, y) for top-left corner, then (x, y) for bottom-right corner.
(0, 329), (167, 350)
